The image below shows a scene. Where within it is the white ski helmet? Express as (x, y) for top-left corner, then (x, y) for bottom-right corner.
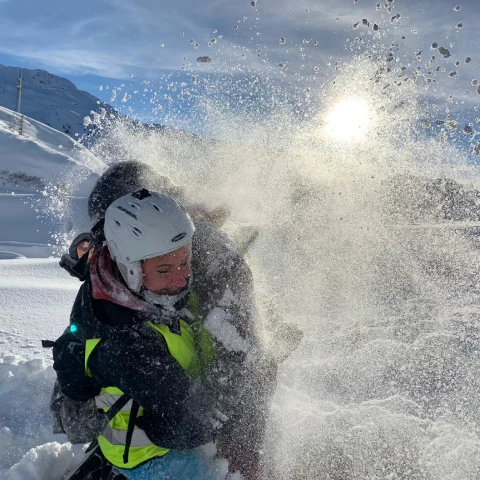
(104, 188), (195, 292)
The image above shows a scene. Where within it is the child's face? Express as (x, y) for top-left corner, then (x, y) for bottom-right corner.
(142, 245), (191, 295)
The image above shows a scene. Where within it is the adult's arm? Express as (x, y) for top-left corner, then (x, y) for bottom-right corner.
(88, 326), (214, 449)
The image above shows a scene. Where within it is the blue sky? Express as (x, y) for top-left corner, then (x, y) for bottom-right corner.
(0, 0), (479, 140)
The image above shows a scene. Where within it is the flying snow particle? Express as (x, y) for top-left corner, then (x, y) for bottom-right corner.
(197, 56), (213, 63)
(472, 79), (478, 86)
(353, 22), (359, 29)
(280, 36), (286, 44)
(446, 120), (458, 131)
(477, 86), (480, 95)
(279, 63), (284, 68)
(251, 0), (256, 6)
(456, 23), (463, 29)
(362, 19), (369, 26)
(454, 5), (461, 11)
(438, 47), (451, 58)
(110, 91), (117, 102)
(465, 57), (472, 63)
(373, 23), (379, 31)
(192, 76), (200, 85)
(129, 74), (133, 78)
(432, 42), (438, 49)
(376, 3), (381, 9)
(464, 126), (473, 134)
(449, 71), (457, 77)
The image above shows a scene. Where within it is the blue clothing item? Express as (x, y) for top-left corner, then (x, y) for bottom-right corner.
(115, 449), (222, 480)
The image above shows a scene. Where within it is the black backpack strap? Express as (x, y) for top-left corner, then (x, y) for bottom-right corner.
(84, 393), (132, 455)
(105, 394), (132, 423)
(123, 401), (140, 465)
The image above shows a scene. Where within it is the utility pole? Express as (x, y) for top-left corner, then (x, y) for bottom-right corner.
(16, 68), (24, 135)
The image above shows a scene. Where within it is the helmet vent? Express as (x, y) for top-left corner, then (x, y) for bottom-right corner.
(129, 226), (144, 238)
(114, 220), (122, 229)
(151, 202), (164, 213)
(129, 202), (141, 210)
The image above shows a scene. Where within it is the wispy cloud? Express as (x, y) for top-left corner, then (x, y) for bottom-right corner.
(0, 0), (478, 93)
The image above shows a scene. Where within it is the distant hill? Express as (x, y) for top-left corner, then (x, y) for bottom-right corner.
(0, 105), (107, 256)
(0, 64), (113, 138)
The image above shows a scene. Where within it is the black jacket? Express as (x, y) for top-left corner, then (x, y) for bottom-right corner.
(53, 222), (267, 451)
(53, 277), (215, 449)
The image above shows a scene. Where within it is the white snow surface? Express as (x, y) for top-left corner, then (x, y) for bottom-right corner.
(0, 259), (85, 479)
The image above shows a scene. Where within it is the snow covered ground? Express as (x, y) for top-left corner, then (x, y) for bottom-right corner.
(0, 259), (85, 479)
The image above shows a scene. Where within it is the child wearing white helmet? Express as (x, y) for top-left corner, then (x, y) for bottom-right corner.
(104, 188), (195, 295)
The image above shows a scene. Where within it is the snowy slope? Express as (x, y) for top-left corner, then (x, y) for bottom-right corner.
(0, 65), (111, 138)
(0, 259), (90, 479)
(0, 106), (107, 257)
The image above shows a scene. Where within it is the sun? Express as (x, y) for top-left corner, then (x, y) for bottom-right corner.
(324, 98), (373, 141)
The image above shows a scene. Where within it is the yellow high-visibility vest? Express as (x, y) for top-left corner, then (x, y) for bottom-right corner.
(84, 292), (215, 469)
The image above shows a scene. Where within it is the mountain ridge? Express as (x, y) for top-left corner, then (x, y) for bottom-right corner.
(0, 64), (113, 138)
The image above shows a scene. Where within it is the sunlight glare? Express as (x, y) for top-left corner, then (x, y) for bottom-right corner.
(324, 98), (373, 141)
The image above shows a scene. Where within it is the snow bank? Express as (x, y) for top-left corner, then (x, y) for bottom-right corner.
(0, 259), (86, 479)
(0, 357), (87, 480)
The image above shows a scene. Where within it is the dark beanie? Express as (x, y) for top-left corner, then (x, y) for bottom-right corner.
(88, 161), (185, 223)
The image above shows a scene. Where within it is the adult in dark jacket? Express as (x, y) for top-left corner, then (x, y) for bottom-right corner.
(53, 188), (275, 479)
(56, 161), (301, 478)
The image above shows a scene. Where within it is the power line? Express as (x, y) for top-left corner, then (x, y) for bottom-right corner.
(16, 68), (24, 135)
